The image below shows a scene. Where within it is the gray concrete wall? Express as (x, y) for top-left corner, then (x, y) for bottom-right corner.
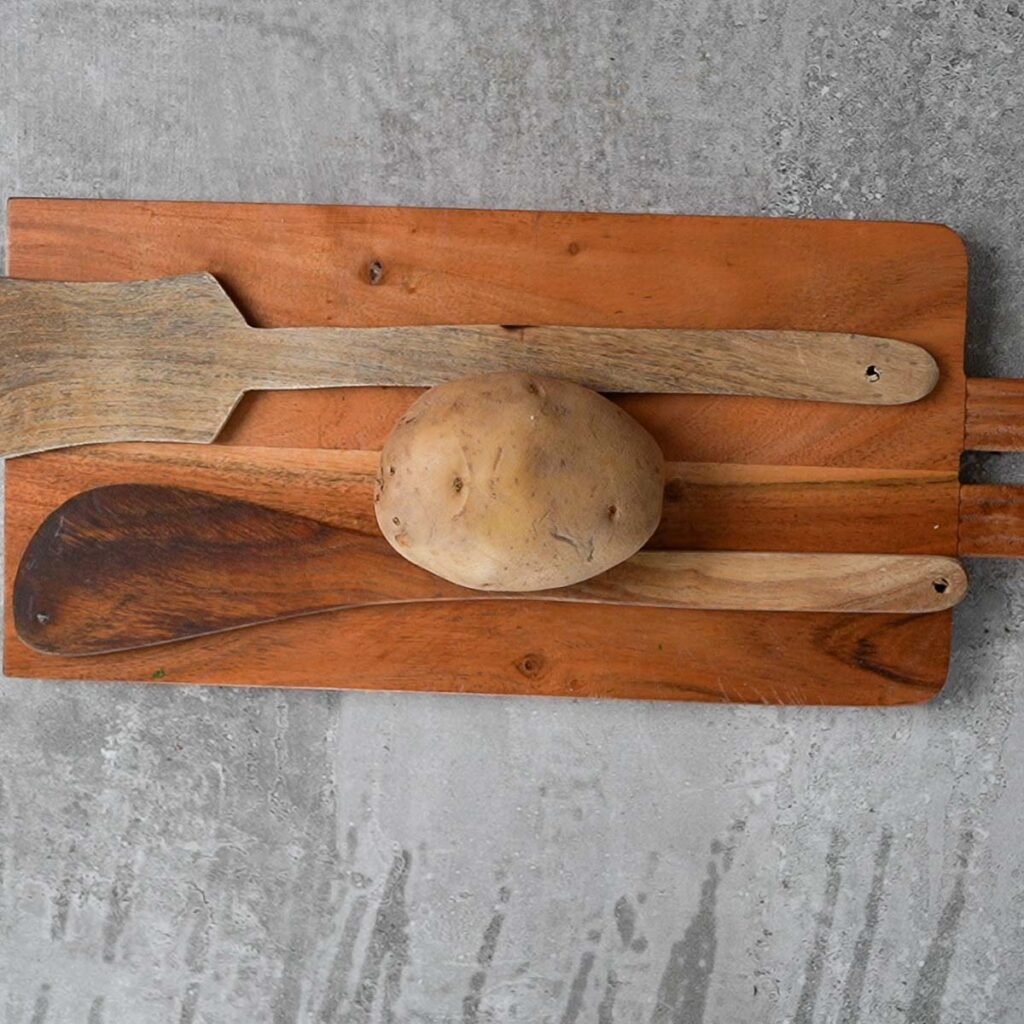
(2, 1), (1024, 1021)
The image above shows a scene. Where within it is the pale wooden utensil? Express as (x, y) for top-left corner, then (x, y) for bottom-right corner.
(0, 273), (939, 457)
(14, 484), (966, 656)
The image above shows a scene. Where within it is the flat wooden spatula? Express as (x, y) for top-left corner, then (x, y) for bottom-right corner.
(14, 484), (966, 656)
(0, 273), (939, 457)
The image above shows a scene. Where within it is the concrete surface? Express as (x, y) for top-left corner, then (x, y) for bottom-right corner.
(2, 1), (1024, 1021)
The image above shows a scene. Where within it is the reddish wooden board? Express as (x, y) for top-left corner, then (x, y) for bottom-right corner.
(4, 200), (973, 704)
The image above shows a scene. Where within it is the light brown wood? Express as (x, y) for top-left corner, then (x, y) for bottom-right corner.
(588, 552), (964, 612)
(257, 323), (938, 401)
(959, 484), (1024, 557)
(964, 378), (1024, 452)
(4, 200), (972, 704)
(14, 483), (966, 656)
(0, 272), (940, 458)
(7, 199), (969, 471)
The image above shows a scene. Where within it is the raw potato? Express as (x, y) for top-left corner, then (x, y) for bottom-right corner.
(374, 372), (665, 591)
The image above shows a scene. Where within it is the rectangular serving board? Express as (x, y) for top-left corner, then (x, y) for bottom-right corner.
(3, 199), (970, 704)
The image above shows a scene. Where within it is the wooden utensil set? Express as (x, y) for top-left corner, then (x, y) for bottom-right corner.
(3, 270), (964, 658)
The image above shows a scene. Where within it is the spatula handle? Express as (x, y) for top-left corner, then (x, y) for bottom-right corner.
(245, 325), (940, 405)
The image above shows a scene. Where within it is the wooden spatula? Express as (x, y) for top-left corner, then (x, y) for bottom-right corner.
(14, 484), (966, 656)
(0, 273), (940, 457)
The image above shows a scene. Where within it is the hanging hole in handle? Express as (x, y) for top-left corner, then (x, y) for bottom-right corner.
(865, 365), (881, 383)
(933, 577), (950, 594)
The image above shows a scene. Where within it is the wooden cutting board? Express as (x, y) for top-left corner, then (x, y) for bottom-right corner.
(5, 198), (1011, 705)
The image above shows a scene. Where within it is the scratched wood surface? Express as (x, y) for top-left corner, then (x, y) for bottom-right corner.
(4, 200), (971, 703)
(0, 272), (942, 459)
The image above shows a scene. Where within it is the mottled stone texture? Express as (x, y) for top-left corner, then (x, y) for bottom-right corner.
(2, 1), (1024, 1021)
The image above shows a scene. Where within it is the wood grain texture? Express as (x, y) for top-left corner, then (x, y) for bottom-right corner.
(655, 462), (958, 553)
(4, 444), (958, 702)
(959, 485), (1024, 557)
(14, 484), (965, 656)
(5, 599), (953, 705)
(7, 199), (968, 469)
(260, 324), (938, 403)
(0, 274), (942, 459)
(4, 200), (971, 703)
(3, 443), (961, 553)
(2, 454), (955, 703)
(964, 378), (1024, 452)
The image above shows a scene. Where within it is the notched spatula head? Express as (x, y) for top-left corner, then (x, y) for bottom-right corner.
(0, 270), (944, 458)
(0, 273), (250, 456)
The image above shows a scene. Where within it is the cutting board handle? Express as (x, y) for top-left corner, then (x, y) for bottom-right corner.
(961, 378), (1024, 557)
(960, 485), (1024, 557)
(964, 378), (1024, 452)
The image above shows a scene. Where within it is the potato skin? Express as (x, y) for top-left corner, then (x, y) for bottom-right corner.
(374, 372), (665, 591)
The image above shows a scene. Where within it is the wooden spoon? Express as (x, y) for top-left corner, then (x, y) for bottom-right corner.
(13, 484), (966, 656)
(0, 273), (939, 457)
